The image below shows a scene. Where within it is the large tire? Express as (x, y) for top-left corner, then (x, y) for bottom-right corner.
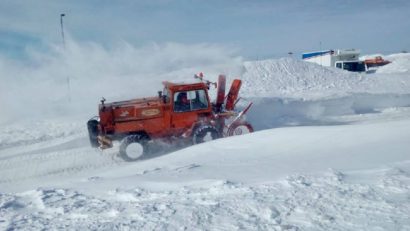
(192, 125), (220, 144)
(227, 122), (254, 136)
(119, 134), (150, 161)
(87, 119), (99, 148)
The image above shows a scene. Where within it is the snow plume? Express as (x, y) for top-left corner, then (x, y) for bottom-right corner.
(0, 38), (243, 124)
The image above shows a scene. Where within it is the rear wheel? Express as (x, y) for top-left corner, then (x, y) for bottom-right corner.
(120, 134), (150, 161)
(87, 119), (99, 148)
(192, 125), (220, 144)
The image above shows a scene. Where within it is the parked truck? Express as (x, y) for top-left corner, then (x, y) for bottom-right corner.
(302, 49), (367, 72)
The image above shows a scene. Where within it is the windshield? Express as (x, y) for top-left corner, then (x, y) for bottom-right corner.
(341, 62), (366, 72)
(173, 89), (209, 112)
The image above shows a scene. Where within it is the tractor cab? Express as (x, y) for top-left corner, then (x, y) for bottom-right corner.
(161, 81), (212, 114)
(160, 81), (213, 136)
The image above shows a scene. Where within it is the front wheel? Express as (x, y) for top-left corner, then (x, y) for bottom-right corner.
(119, 135), (150, 161)
(227, 122), (254, 136)
(192, 125), (220, 144)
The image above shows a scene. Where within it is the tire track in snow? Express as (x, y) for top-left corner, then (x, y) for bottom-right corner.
(0, 135), (125, 184)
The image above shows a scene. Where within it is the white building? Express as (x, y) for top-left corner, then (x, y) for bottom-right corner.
(302, 49), (367, 72)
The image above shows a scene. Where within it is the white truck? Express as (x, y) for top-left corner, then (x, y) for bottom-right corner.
(302, 49), (367, 72)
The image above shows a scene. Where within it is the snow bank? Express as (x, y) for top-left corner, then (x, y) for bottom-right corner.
(241, 57), (358, 99)
(240, 57), (410, 99)
(238, 56), (410, 129)
(377, 53), (410, 74)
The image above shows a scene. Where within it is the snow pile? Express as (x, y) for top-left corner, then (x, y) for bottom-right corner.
(377, 53), (410, 74)
(241, 58), (358, 99)
(240, 57), (410, 99)
(238, 57), (410, 129)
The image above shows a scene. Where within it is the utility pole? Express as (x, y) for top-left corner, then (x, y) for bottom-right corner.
(319, 41), (322, 66)
(60, 14), (66, 48)
(60, 13), (71, 102)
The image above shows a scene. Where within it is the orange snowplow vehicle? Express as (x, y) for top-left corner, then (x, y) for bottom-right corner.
(364, 56), (391, 68)
(87, 74), (253, 161)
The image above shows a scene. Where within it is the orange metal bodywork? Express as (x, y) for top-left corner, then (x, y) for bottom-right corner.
(364, 56), (391, 67)
(90, 75), (254, 150)
(225, 79), (242, 111)
(98, 81), (213, 140)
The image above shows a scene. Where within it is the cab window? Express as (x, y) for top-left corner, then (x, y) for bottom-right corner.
(173, 90), (209, 112)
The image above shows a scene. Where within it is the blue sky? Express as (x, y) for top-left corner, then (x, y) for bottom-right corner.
(0, 0), (409, 60)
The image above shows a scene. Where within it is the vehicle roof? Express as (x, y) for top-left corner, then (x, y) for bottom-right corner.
(162, 81), (208, 91)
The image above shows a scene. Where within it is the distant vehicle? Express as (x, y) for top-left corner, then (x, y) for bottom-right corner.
(364, 56), (391, 68)
(302, 49), (367, 72)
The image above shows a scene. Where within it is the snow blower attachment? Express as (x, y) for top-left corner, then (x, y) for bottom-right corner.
(87, 74), (253, 161)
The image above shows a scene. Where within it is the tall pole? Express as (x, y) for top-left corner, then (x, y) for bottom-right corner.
(60, 14), (66, 48)
(60, 13), (70, 102)
(319, 41), (322, 66)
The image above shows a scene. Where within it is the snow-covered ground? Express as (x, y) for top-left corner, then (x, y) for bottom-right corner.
(1, 42), (409, 230)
